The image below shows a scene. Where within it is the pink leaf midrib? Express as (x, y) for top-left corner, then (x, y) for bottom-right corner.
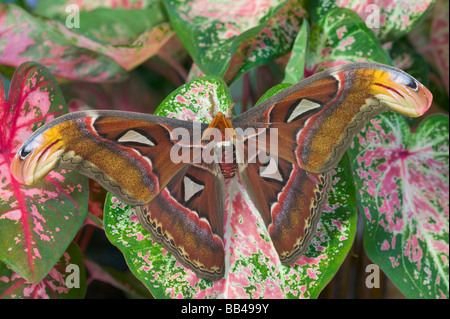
(1, 66), (57, 283)
(8, 170), (36, 282)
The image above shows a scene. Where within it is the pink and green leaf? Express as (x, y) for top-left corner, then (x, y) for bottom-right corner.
(0, 243), (86, 299)
(103, 76), (357, 299)
(406, 1), (449, 111)
(154, 76), (233, 122)
(0, 61), (89, 283)
(1, 2), (174, 80)
(33, 0), (154, 18)
(0, 3), (128, 83)
(310, 0), (436, 42)
(104, 157), (356, 299)
(348, 112), (449, 299)
(32, 2), (176, 72)
(221, 0), (307, 84)
(306, 8), (391, 76)
(430, 0), (449, 95)
(164, 0), (304, 79)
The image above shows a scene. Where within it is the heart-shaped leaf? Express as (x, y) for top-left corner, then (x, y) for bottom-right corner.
(348, 112), (449, 299)
(2, 2), (173, 81)
(0, 242), (86, 299)
(0, 61), (89, 283)
(103, 76), (357, 298)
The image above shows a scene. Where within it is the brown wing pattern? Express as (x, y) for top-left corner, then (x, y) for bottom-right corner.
(10, 63), (432, 281)
(11, 110), (207, 206)
(137, 162), (226, 280)
(232, 62), (432, 173)
(239, 154), (331, 265)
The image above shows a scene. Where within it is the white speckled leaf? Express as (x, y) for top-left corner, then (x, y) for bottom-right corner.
(164, 0), (305, 79)
(349, 112), (449, 299)
(306, 7), (391, 75)
(311, 0), (436, 42)
(0, 243), (86, 299)
(0, 62), (88, 284)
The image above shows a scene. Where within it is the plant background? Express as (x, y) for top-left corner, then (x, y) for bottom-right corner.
(0, 0), (448, 298)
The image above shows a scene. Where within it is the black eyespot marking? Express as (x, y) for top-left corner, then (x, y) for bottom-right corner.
(20, 147), (31, 160)
(406, 79), (418, 91)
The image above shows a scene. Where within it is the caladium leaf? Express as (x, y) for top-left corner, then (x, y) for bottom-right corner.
(103, 76), (357, 298)
(153, 76), (232, 122)
(67, 8), (167, 45)
(348, 112), (449, 299)
(1, 3), (175, 76)
(32, 2), (175, 71)
(221, 0), (307, 84)
(163, 0), (303, 79)
(50, 22), (174, 72)
(0, 243), (86, 299)
(310, 0), (436, 42)
(0, 3), (128, 83)
(33, 0), (154, 18)
(0, 61), (89, 283)
(283, 19), (309, 84)
(306, 8), (391, 76)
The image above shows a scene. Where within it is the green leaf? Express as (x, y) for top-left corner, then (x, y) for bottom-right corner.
(306, 8), (391, 74)
(223, 0), (307, 84)
(0, 242), (86, 299)
(33, 0), (153, 16)
(154, 76), (233, 122)
(310, 0), (436, 42)
(283, 19), (309, 84)
(255, 83), (292, 105)
(0, 3), (128, 82)
(71, 8), (167, 45)
(163, 0), (293, 78)
(349, 112), (449, 299)
(0, 62), (89, 283)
